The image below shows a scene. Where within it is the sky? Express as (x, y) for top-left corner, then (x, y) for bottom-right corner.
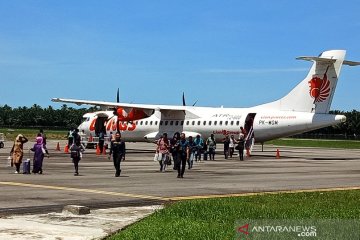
(0, 0), (359, 111)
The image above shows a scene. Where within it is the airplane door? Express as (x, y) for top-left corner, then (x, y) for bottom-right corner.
(244, 113), (256, 138)
(94, 115), (108, 136)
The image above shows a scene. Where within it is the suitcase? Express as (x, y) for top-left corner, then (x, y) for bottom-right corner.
(23, 159), (31, 174)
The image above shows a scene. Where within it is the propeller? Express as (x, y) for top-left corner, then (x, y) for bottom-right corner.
(113, 88), (120, 133)
(116, 88), (120, 103)
(182, 92), (198, 106)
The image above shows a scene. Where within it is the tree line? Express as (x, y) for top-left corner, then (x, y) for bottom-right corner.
(0, 105), (359, 135)
(0, 104), (98, 130)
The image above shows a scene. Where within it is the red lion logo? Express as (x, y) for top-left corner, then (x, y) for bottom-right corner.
(308, 69), (331, 102)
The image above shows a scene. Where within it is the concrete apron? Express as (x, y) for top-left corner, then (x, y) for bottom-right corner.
(0, 205), (162, 240)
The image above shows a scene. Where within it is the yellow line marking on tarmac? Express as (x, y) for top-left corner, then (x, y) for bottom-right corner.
(1, 182), (359, 203)
(0, 181), (167, 201)
(164, 186), (360, 201)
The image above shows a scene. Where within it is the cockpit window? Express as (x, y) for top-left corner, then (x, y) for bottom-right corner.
(82, 117), (90, 123)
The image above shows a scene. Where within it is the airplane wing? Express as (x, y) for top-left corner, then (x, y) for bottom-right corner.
(51, 98), (189, 111)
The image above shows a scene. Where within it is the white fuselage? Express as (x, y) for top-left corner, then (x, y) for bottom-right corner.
(79, 106), (345, 143)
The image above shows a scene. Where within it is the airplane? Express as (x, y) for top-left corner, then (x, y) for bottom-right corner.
(52, 50), (359, 152)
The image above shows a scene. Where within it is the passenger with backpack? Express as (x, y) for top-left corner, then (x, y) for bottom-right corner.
(70, 139), (85, 176)
(194, 135), (204, 162)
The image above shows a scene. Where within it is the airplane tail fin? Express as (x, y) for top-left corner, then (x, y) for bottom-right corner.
(256, 50), (360, 113)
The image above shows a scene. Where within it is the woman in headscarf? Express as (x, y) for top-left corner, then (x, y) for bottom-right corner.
(10, 134), (29, 174)
(30, 134), (47, 174)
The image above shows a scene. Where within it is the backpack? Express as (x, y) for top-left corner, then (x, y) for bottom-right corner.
(71, 150), (80, 158)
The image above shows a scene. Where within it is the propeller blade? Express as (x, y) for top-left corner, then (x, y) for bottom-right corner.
(182, 92), (186, 106)
(116, 88), (120, 103)
(192, 100), (198, 106)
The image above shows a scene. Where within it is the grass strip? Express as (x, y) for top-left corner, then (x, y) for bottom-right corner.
(107, 190), (360, 240)
(268, 138), (360, 149)
(0, 128), (67, 141)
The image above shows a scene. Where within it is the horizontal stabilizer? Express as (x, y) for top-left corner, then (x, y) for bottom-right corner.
(296, 56), (336, 64)
(297, 56), (360, 66)
(343, 60), (360, 66)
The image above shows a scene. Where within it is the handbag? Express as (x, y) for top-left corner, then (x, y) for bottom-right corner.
(153, 153), (159, 161)
(6, 156), (12, 167)
(164, 155), (172, 165)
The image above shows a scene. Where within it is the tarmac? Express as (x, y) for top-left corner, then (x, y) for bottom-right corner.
(0, 140), (359, 239)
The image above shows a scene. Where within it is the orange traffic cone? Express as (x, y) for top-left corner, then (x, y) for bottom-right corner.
(96, 144), (101, 155)
(56, 142), (61, 151)
(64, 144), (69, 153)
(246, 148), (251, 157)
(276, 149), (280, 159)
(102, 146), (107, 155)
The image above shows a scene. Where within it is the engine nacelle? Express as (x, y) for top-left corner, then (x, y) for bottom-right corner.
(116, 108), (151, 121)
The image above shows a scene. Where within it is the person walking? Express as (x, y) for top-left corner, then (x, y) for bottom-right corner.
(68, 128), (74, 146)
(187, 136), (196, 169)
(223, 135), (230, 159)
(10, 134), (28, 174)
(194, 135), (204, 162)
(170, 132), (180, 170)
(39, 129), (47, 147)
(176, 133), (189, 178)
(229, 135), (236, 158)
(70, 139), (85, 176)
(30, 136), (48, 174)
(237, 134), (245, 161)
(206, 134), (217, 160)
(109, 132), (126, 177)
(156, 133), (170, 172)
(98, 131), (105, 153)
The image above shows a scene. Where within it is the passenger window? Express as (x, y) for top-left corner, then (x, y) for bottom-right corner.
(186, 121), (189, 125)
(155, 121), (158, 125)
(209, 121), (212, 125)
(170, 121), (173, 125)
(214, 121), (217, 125)
(175, 121), (179, 126)
(230, 121), (234, 125)
(145, 121), (148, 125)
(160, 121), (163, 126)
(181, 121), (184, 125)
(225, 121), (228, 126)
(150, 121), (153, 125)
(219, 121), (223, 125)
(192, 121), (195, 125)
(197, 121), (201, 125)
(140, 121), (143, 125)
(165, 121), (168, 126)
(236, 121), (240, 126)
(203, 121), (206, 125)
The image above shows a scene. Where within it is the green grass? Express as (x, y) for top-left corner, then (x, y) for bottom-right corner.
(268, 138), (360, 149)
(107, 190), (360, 240)
(0, 128), (67, 141)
